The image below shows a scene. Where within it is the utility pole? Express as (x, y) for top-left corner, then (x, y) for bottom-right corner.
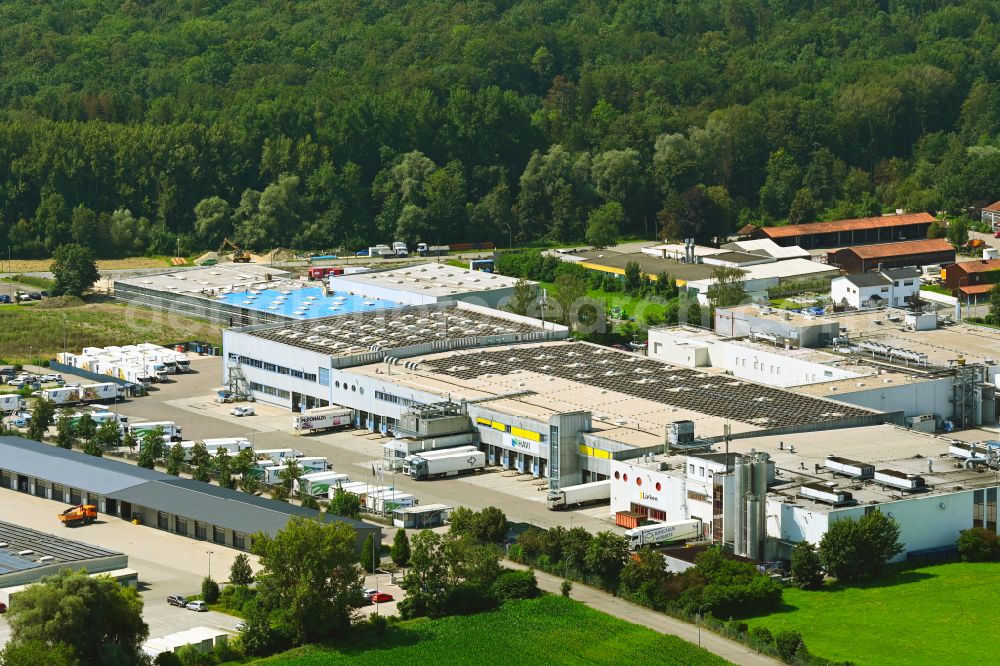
(206, 550), (214, 580)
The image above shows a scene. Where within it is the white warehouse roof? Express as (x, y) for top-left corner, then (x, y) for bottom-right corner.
(329, 263), (523, 298)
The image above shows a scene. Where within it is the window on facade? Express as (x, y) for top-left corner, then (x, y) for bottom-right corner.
(233, 532), (246, 550)
(213, 526), (226, 545)
(195, 522), (207, 540)
(158, 512), (169, 530)
(318, 368), (330, 386)
(974, 489), (985, 529)
(688, 464), (695, 474)
(175, 517), (188, 536)
(988, 488), (997, 533)
(698, 466), (705, 476)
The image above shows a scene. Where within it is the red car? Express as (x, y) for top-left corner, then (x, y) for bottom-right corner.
(369, 592), (394, 604)
(994, 231), (1000, 238)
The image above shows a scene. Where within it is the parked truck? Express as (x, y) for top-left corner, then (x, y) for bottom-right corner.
(178, 437), (252, 461)
(255, 448), (304, 465)
(625, 519), (702, 550)
(294, 471), (350, 497)
(408, 449), (485, 480)
(546, 480), (611, 510)
(366, 489), (417, 513)
(402, 446), (481, 475)
(0, 394), (23, 414)
(79, 383), (125, 403)
(308, 266), (345, 280)
(292, 406), (353, 433)
(416, 243), (450, 256)
(261, 457), (328, 485)
(368, 244), (394, 259)
(128, 421), (183, 442)
(392, 241), (409, 257)
(58, 504), (97, 527)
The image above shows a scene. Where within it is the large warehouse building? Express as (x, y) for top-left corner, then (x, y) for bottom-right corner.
(0, 436), (379, 552)
(827, 238), (955, 274)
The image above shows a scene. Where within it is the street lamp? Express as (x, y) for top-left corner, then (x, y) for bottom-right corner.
(206, 550), (214, 580)
(697, 603), (710, 647)
(502, 223), (513, 250)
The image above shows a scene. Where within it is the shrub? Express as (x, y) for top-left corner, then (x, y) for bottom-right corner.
(728, 620), (749, 636)
(154, 652), (183, 666)
(201, 577), (220, 604)
(176, 643), (214, 666)
(957, 527), (1000, 562)
(225, 585), (254, 613)
(491, 570), (540, 603)
(748, 626), (774, 649)
(791, 541), (825, 590)
(212, 636), (241, 663)
(561, 580), (573, 597)
(775, 630), (805, 660)
(507, 544), (524, 563)
(445, 584), (497, 616)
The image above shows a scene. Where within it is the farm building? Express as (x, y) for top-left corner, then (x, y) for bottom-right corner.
(749, 213), (936, 249)
(942, 259), (1000, 302)
(827, 238), (955, 274)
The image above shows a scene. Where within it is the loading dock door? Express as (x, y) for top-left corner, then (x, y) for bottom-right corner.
(105, 499), (117, 516)
(120, 501), (132, 520)
(69, 489), (82, 504)
(16, 475), (28, 493)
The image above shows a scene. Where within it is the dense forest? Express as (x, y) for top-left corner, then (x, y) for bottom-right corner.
(1, 0), (999, 258)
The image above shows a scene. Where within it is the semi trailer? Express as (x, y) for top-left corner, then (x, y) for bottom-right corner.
(546, 480), (611, 510)
(292, 406), (353, 433)
(625, 519), (702, 550)
(294, 471), (351, 497)
(408, 450), (485, 480)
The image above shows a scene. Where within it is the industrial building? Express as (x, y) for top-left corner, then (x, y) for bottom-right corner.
(683, 258), (840, 306)
(610, 424), (1000, 562)
(942, 259), (1000, 302)
(326, 263), (527, 309)
(0, 436), (379, 552)
(983, 200), (1000, 229)
(827, 238), (955, 274)
(222, 301), (567, 413)
(719, 238), (812, 261)
(749, 213), (936, 249)
(0, 521), (136, 604)
(113, 264), (401, 326)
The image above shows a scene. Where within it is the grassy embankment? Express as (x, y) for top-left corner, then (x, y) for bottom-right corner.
(250, 595), (727, 665)
(746, 561), (1000, 666)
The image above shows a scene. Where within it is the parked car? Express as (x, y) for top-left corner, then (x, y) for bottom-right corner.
(0, 367), (14, 378)
(0, 601), (6, 613)
(8, 412), (31, 427)
(230, 406), (255, 417)
(362, 588), (377, 597)
(40, 291), (49, 297)
(27, 293), (41, 301)
(369, 592), (394, 603)
(0, 295), (10, 304)
(7, 378), (26, 387)
(167, 594), (188, 607)
(355, 249), (370, 256)
(186, 600), (208, 612)
(40, 374), (62, 382)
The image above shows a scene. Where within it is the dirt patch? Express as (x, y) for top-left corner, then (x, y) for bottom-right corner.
(1, 257), (172, 273)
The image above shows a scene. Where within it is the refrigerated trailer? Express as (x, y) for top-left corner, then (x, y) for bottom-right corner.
(294, 471), (350, 497)
(254, 448), (304, 465)
(367, 489), (417, 513)
(39, 383), (123, 405)
(625, 519), (702, 550)
(292, 406), (353, 433)
(128, 421), (183, 442)
(409, 450), (485, 480)
(0, 395), (23, 413)
(177, 437), (252, 461)
(261, 457), (329, 485)
(546, 480), (611, 510)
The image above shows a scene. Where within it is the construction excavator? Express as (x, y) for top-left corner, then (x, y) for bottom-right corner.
(58, 504), (97, 527)
(218, 237), (252, 263)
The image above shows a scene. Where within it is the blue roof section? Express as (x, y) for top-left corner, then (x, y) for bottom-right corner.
(0, 551), (41, 574)
(216, 287), (400, 320)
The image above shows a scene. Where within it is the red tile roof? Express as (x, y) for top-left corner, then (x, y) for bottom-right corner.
(947, 259), (1000, 274)
(985, 200), (1000, 212)
(957, 284), (996, 295)
(837, 238), (954, 259)
(760, 213), (935, 239)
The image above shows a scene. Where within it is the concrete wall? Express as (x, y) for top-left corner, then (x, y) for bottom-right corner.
(824, 376), (957, 420)
(715, 343), (862, 388)
(714, 309), (840, 348)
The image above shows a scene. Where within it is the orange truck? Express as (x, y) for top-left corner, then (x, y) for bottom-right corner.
(58, 504), (97, 527)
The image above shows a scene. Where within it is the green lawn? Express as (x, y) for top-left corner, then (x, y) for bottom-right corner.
(746, 562), (1000, 665)
(0, 300), (220, 364)
(253, 596), (727, 665)
(539, 281), (674, 322)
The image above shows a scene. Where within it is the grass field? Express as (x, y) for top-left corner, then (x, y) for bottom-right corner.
(252, 596), (727, 665)
(746, 561), (1000, 665)
(539, 281), (674, 323)
(0, 300), (220, 364)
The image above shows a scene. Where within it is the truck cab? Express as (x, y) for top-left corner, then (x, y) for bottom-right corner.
(392, 241), (409, 257)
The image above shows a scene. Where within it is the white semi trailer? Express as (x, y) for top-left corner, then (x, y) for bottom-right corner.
(0, 395), (24, 413)
(261, 457), (328, 485)
(129, 421), (183, 442)
(409, 450), (485, 480)
(546, 480), (611, 510)
(292, 406), (353, 433)
(625, 519), (702, 550)
(294, 471), (351, 497)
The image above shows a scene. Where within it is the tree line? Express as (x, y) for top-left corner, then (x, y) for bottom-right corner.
(1, 1), (1000, 258)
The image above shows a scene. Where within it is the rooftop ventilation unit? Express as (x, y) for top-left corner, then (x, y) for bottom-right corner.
(800, 482), (855, 506)
(874, 469), (926, 492)
(824, 456), (875, 479)
(17, 550), (34, 557)
(37, 555), (55, 563)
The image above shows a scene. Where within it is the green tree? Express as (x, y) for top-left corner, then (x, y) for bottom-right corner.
(790, 541), (824, 590)
(55, 410), (76, 450)
(74, 413), (97, 445)
(215, 448), (235, 489)
(279, 458), (302, 493)
(4, 569), (147, 665)
(50, 244), (100, 298)
(360, 533), (378, 574)
(252, 517), (363, 643)
(328, 487), (361, 519)
(707, 265), (747, 311)
(503, 279), (538, 317)
(391, 528), (411, 567)
(0, 640), (78, 666)
(552, 270), (588, 329)
(122, 430), (139, 454)
(947, 218), (969, 247)
(584, 531), (629, 591)
(166, 442), (185, 476)
(759, 149), (800, 218)
(775, 630), (805, 661)
(201, 577), (220, 604)
(92, 419), (121, 451)
(585, 202), (622, 249)
(193, 196), (232, 247)
(957, 527), (1000, 562)
(619, 547), (671, 609)
(27, 398), (55, 441)
(229, 553), (254, 587)
(490, 569), (540, 603)
(819, 510), (903, 581)
(986, 282), (1000, 326)
(473, 506), (509, 545)
(623, 260), (642, 295)
(787, 187), (818, 225)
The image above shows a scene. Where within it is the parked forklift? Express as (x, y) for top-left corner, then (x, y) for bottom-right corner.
(58, 504), (97, 527)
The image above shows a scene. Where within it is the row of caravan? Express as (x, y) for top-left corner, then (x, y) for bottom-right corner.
(56, 343), (190, 389)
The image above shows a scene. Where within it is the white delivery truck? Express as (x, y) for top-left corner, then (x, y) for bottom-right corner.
(0, 394), (24, 414)
(79, 383), (125, 403)
(255, 448), (304, 465)
(401, 445), (481, 475)
(182, 437), (252, 461)
(328, 481), (371, 500)
(294, 471), (350, 497)
(38, 386), (82, 406)
(367, 489), (417, 513)
(292, 406), (353, 433)
(392, 241), (409, 257)
(625, 519), (702, 550)
(546, 480), (612, 510)
(129, 421), (183, 442)
(382, 434), (475, 470)
(409, 449), (485, 480)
